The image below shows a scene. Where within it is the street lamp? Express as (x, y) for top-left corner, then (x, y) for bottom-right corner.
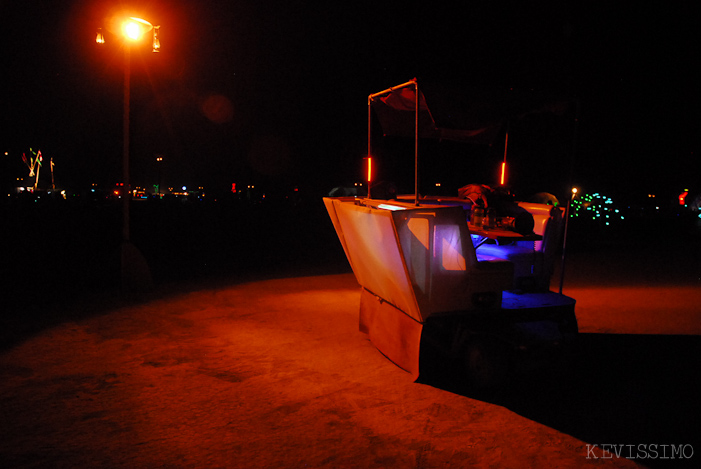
(97, 15), (160, 295)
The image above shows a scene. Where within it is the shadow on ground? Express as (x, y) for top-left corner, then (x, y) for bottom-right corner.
(419, 333), (701, 468)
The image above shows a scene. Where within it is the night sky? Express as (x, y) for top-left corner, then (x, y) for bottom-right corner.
(2, 1), (698, 201)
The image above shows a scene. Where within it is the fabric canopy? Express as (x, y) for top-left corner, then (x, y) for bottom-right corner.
(369, 79), (568, 144)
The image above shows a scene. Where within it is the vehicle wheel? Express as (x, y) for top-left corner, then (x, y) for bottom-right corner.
(464, 338), (510, 391)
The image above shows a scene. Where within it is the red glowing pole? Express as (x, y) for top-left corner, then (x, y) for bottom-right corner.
(500, 124), (509, 186)
(367, 157), (372, 185)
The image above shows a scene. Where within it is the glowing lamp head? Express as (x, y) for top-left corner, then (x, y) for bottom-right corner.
(123, 20), (143, 40)
(120, 17), (155, 42)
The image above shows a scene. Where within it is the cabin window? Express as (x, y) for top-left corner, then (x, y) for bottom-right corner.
(434, 225), (466, 271)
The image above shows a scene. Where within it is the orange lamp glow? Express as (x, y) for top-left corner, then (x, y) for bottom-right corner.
(367, 157), (373, 183)
(124, 20), (143, 40)
(98, 17), (159, 50)
(500, 162), (506, 185)
(123, 21), (141, 41)
(122, 17), (154, 41)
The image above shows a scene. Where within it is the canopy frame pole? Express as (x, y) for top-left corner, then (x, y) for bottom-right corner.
(414, 78), (419, 206)
(367, 79), (419, 202)
(368, 79), (417, 101)
(367, 97), (372, 199)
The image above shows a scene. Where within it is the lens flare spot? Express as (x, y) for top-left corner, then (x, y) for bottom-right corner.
(200, 94), (234, 124)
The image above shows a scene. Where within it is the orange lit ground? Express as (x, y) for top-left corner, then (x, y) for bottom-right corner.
(1, 267), (700, 467)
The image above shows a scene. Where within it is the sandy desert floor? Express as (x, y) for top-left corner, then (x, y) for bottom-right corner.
(2, 204), (700, 468)
(1, 255), (700, 468)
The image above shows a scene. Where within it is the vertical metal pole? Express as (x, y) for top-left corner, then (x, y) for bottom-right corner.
(123, 46), (131, 243)
(559, 194), (573, 294)
(560, 101), (580, 294)
(567, 100), (580, 198)
(367, 99), (372, 199)
(414, 80), (419, 206)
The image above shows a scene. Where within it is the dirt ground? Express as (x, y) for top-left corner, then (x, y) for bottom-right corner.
(1, 263), (700, 468)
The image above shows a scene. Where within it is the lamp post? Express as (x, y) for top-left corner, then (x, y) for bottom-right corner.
(559, 187), (578, 294)
(97, 16), (160, 295)
(116, 17), (159, 242)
